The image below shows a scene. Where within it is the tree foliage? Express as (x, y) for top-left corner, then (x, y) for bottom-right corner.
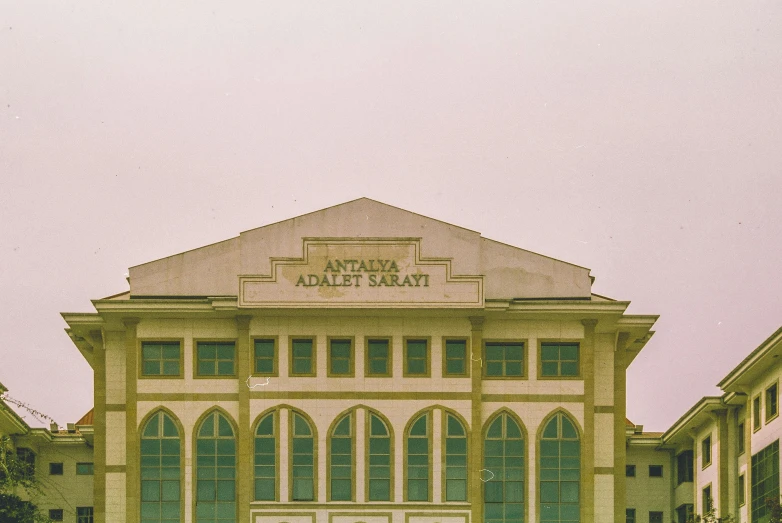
(0, 430), (51, 522)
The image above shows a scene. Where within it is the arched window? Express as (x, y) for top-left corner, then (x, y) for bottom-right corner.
(540, 412), (580, 523)
(195, 411), (236, 523)
(140, 411), (181, 523)
(406, 413), (430, 501)
(329, 413), (353, 501)
(484, 412), (524, 523)
(444, 413), (467, 501)
(367, 413), (391, 501)
(291, 412), (315, 501)
(254, 412), (276, 501)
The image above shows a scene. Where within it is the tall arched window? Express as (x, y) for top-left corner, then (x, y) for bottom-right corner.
(254, 412), (276, 501)
(140, 411), (181, 523)
(195, 411), (236, 523)
(444, 413), (467, 501)
(406, 413), (430, 501)
(367, 412), (391, 501)
(291, 412), (315, 501)
(329, 413), (353, 501)
(484, 412), (524, 523)
(540, 412), (580, 523)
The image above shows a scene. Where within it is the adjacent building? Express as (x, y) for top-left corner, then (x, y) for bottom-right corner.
(61, 198), (658, 523)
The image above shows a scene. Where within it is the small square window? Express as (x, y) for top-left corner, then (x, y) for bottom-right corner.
(290, 338), (315, 376)
(444, 339), (468, 376)
(484, 341), (524, 377)
(649, 465), (663, 477)
(141, 341), (181, 376)
(625, 465), (636, 477)
(626, 508), (636, 523)
(76, 462), (94, 475)
(702, 436), (712, 468)
(540, 342), (579, 377)
(766, 383), (778, 421)
(329, 339), (353, 376)
(253, 339), (276, 375)
(649, 512), (663, 523)
(405, 339), (429, 376)
(49, 462), (64, 475)
(196, 341), (236, 376)
(366, 339), (391, 377)
(49, 509), (64, 521)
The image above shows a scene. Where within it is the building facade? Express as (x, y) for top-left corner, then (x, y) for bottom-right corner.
(62, 199), (657, 523)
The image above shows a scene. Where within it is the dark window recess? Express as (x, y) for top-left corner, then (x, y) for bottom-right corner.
(49, 509), (64, 521)
(49, 462), (64, 475)
(649, 465), (663, 477)
(677, 451), (693, 484)
(625, 465), (636, 477)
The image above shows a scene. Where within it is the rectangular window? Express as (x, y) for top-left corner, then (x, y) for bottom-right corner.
(702, 485), (712, 513)
(253, 339), (277, 375)
(677, 451), (693, 484)
(649, 465), (663, 478)
(540, 342), (579, 377)
(766, 383), (778, 422)
(76, 462), (94, 475)
(484, 341), (524, 377)
(626, 508), (635, 523)
(49, 462), (63, 475)
(702, 435), (712, 468)
(196, 341), (236, 376)
(49, 509), (64, 521)
(77, 507), (94, 523)
(328, 338), (353, 376)
(649, 512), (663, 523)
(291, 338), (315, 376)
(676, 504), (693, 523)
(444, 339), (468, 376)
(739, 473), (745, 506)
(141, 341), (181, 376)
(15, 448), (35, 479)
(753, 395), (762, 431)
(738, 421), (745, 454)
(626, 464), (636, 477)
(366, 339), (391, 377)
(404, 339), (429, 376)
(751, 440), (780, 523)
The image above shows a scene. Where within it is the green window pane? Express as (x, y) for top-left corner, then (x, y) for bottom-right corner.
(446, 340), (466, 358)
(541, 344), (559, 361)
(198, 361), (215, 376)
(330, 340), (351, 358)
(144, 361), (161, 375)
(369, 479), (390, 501)
(143, 345), (162, 360)
(542, 362), (559, 377)
(448, 415), (465, 436)
(486, 344), (504, 360)
(368, 340), (388, 358)
(256, 360), (273, 374)
(162, 361), (179, 375)
(560, 344), (578, 361)
(446, 359), (465, 375)
(486, 361), (503, 376)
(294, 414), (312, 436)
(561, 362), (578, 376)
(198, 344), (216, 360)
(407, 340), (427, 358)
(370, 415), (388, 436)
(505, 362), (522, 376)
(407, 359), (426, 375)
(410, 416), (427, 436)
(215, 344), (234, 359)
(292, 340), (312, 357)
(255, 340), (274, 357)
(331, 359), (350, 375)
(161, 344), (179, 359)
(217, 360), (234, 376)
(293, 359), (312, 375)
(370, 359), (388, 375)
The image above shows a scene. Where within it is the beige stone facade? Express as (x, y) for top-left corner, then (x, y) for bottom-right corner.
(62, 199), (659, 523)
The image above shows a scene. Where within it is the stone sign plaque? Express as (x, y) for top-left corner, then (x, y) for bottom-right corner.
(239, 238), (483, 308)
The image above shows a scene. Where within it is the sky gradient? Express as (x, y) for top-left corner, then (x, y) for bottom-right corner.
(1, 1), (781, 431)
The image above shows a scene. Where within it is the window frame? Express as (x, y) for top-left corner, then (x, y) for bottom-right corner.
(625, 464), (636, 477)
(251, 337), (279, 377)
(253, 410), (278, 502)
(442, 411), (469, 502)
(753, 395), (762, 432)
(49, 462), (64, 475)
(404, 411), (433, 501)
(403, 337), (431, 378)
(327, 337), (355, 378)
(649, 511), (663, 523)
(751, 439), (780, 523)
(289, 337), (317, 377)
(702, 483), (712, 514)
(194, 410), (237, 521)
(15, 447), (35, 479)
(193, 339), (237, 378)
(538, 411), (581, 522)
(482, 339), (526, 379)
(626, 508), (635, 523)
(701, 435), (712, 469)
(76, 506), (94, 523)
(538, 340), (581, 379)
(738, 472), (746, 506)
(737, 421), (745, 455)
(365, 410), (394, 502)
(676, 450), (693, 484)
(76, 462), (94, 475)
(140, 410), (183, 523)
(289, 411), (317, 502)
(442, 337), (470, 378)
(766, 381), (779, 423)
(648, 464), (663, 478)
(139, 339), (184, 379)
(48, 509), (64, 521)
(365, 337), (393, 378)
(327, 412), (355, 501)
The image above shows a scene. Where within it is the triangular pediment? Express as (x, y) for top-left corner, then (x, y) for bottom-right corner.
(128, 198), (592, 304)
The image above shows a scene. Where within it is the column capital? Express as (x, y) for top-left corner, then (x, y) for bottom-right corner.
(235, 315), (252, 330)
(581, 318), (598, 329)
(122, 317), (140, 328)
(468, 316), (485, 331)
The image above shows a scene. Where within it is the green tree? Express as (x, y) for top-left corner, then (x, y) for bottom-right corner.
(0, 421), (51, 522)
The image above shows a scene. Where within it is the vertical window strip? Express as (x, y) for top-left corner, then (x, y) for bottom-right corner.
(445, 340), (467, 375)
(195, 412), (236, 523)
(367, 339), (390, 376)
(330, 339), (352, 376)
(484, 413), (524, 523)
(291, 413), (315, 501)
(407, 414), (430, 501)
(444, 414), (467, 501)
(140, 412), (181, 523)
(254, 339), (275, 375)
(254, 414), (276, 501)
(751, 440), (780, 522)
(329, 415), (353, 500)
(291, 339), (314, 376)
(540, 413), (580, 523)
(406, 339), (428, 375)
(368, 413), (391, 501)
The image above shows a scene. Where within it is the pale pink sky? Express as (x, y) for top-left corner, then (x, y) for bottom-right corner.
(1, 1), (780, 431)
